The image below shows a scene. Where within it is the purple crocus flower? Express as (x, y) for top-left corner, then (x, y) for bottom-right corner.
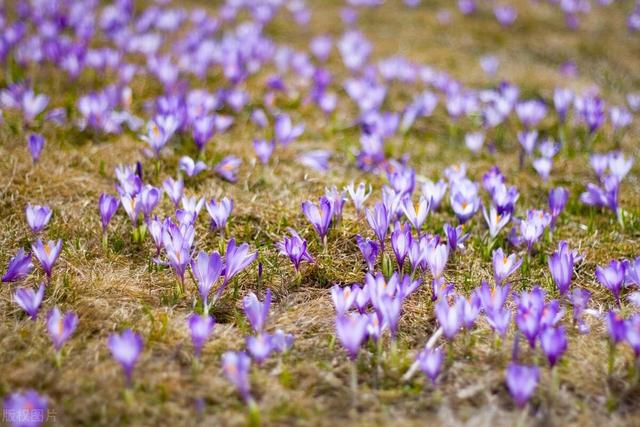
(516, 100), (546, 128)
(223, 239), (257, 287)
(569, 288), (591, 333)
(246, 333), (275, 364)
(276, 228), (314, 272)
(108, 329), (143, 387)
(188, 313), (215, 358)
(2, 249), (33, 283)
(27, 133), (45, 163)
(505, 363), (539, 408)
(553, 87), (573, 121)
(421, 179), (447, 211)
(139, 185), (161, 221)
(418, 346), (444, 384)
(336, 313), (369, 360)
(179, 156), (208, 178)
(243, 289), (271, 333)
(450, 179), (480, 224)
(215, 155), (241, 182)
(596, 260), (626, 306)
(3, 390), (48, 427)
(517, 130), (538, 157)
(355, 234), (380, 271)
(25, 204), (52, 233)
(606, 310), (626, 344)
(302, 197), (332, 244)
(222, 351), (251, 402)
(483, 204), (511, 239)
(540, 326), (567, 367)
(191, 251), (223, 310)
(494, 5), (517, 27)
(492, 248), (522, 286)
(515, 287), (545, 347)
(391, 222), (412, 270)
(444, 223), (468, 252)
(98, 193), (119, 233)
(427, 243), (449, 297)
(435, 295), (464, 339)
(274, 114), (304, 145)
(298, 150), (331, 172)
(548, 187), (568, 222)
(253, 139), (275, 164)
(162, 177), (184, 207)
(31, 239), (62, 279)
(206, 197), (233, 231)
(626, 257), (640, 287)
(365, 202), (389, 246)
(46, 307), (78, 352)
(14, 283), (45, 320)
(272, 329), (295, 353)
(575, 93), (605, 133)
(625, 315), (640, 357)
(401, 195), (429, 231)
(548, 242), (574, 296)
(331, 284), (358, 315)
(487, 308), (512, 337)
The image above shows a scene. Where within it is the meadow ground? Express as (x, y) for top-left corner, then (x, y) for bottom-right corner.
(1, 0), (640, 426)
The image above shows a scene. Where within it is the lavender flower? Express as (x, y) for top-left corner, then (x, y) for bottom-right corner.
(206, 197), (233, 231)
(162, 177), (184, 207)
(46, 307), (78, 352)
(2, 249), (34, 283)
(548, 242), (574, 295)
(14, 283), (45, 320)
(540, 326), (567, 367)
(302, 197), (332, 244)
(222, 351), (251, 402)
(505, 363), (539, 408)
(355, 234), (380, 271)
(98, 194), (119, 233)
(179, 156), (208, 178)
(108, 329), (143, 386)
(243, 289), (271, 333)
(31, 239), (62, 280)
(27, 133), (45, 163)
(274, 114), (304, 145)
(548, 187), (569, 222)
(246, 334), (275, 364)
(3, 390), (48, 427)
(435, 295), (464, 339)
(596, 260), (626, 306)
(188, 313), (215, 358)
(492, 248), (522, 286)
(365, 202), (389, 245)
(401, 195), (429, 231)
(25, 204), (52, 233)
(253, 139), (275, 164)
(335, 313), (369, 360)
(276, 228), (314, 272)
(191, 251), (223, 310)
(418, 346), (444, 384)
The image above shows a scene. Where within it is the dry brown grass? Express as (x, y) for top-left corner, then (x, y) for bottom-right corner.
(1, 0), (640, 426)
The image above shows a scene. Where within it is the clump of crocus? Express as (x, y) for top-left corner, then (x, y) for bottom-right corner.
(188, 313), (216, 359)
(3, 389), (48, 427)
(505, 363), (539, 408)
(31, 239), (62, 281)
(302, 197), (333, 246)
(191, 250), (223, 314)
(25, 204), (52, 233)
(46, 307), (78, 366)
(596, 260), (627, 307)
(108, 329), (144, 388)
(14, 283), (45, 320)
(2, 249), (34, 283)
(276, 228), (314, 273)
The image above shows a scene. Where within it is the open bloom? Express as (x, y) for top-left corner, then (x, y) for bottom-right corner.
(32, 239), (62, 279)
(179, 156), (208, 178)
(3, 390), (48, 427)
(450, 179), (480, 224)
(335, 313), (369, 360)
(215, 156), (241, 182)
(188, 313), (215, 358)
(596, 260), (626, 306)
(505, 363), (539, 408)
(2, 249), (33, 283)
(243, 289), (271, 333)
(191, 251), (223, 308)
(492, 248), (522, 286)
(206, 197), (234, 231)
(483, 204), (510, 239)
(345, 182), (372, 213)
(246, 333), (275, 364)
(276, 228), (314, 272)
(224, 239), (258, 285)
(418, 346), (444, 384)
(25, 204), (52, 233)
(14, 283), (45, 320)
(108, 329), (143, 386)
(401, 195), (429, 231)
(46, 307), (78, 352)
(331, 284), (358, 315)
(302, 197), (333, 243)
(222, 351), (252, 402)
(162, 177), (184, 207)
